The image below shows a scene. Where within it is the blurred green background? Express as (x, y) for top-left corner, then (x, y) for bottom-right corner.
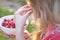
(0, 7), (14, 18)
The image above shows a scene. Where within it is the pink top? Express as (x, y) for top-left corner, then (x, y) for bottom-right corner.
(43, 24), (60, 40)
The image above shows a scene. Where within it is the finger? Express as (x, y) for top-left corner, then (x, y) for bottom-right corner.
(24, 33), (30, 38)
(24, 30), (30, 35)
(20, 8), (32, 15)
(15, 5), (29, 14)
(20, 5), (29, 9)
(24, 30), (31, 39)
(25, 37), (32, 40)
(9, 34), (15, 38)
(24, 10), (33, 18)
(23, 5), (29, 8)
(15, 8), (32, 16)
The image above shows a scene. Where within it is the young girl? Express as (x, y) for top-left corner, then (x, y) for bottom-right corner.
(27, 0), (60, 40)
(15, 0), (60, 40)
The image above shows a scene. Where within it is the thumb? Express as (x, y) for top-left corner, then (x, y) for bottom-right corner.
(24, 10), (33, 18)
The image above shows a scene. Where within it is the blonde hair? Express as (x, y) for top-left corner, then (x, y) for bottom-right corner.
(27, 0), (60, 40)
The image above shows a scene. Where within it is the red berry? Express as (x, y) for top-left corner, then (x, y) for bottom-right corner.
(2, 18), (16, 29)
(4, 19), (7, 22)
(6, 25), (10, 28)
(11, 18), (14, 21)
(2, 22), (5, 26)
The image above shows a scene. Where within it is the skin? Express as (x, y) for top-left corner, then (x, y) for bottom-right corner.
(15, 5), (32, 40)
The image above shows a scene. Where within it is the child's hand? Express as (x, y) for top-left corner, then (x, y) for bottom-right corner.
(15, 5), (32, 30)
(24, 30), (32, 40)
(15, 5), (32, 40)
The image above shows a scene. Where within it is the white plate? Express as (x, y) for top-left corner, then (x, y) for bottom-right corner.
(0, 15), (29, 35)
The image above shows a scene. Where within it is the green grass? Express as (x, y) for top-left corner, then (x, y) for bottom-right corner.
(0, 6), (14, 18)
(27, 21), (36, 33)
(0, 32), (9, 40)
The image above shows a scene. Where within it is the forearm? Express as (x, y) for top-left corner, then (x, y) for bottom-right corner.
(16, 25), (24, 40)
(15, 5), (32, 40)
(16, 31), (24, 40)
(15, 20), (25, 40)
